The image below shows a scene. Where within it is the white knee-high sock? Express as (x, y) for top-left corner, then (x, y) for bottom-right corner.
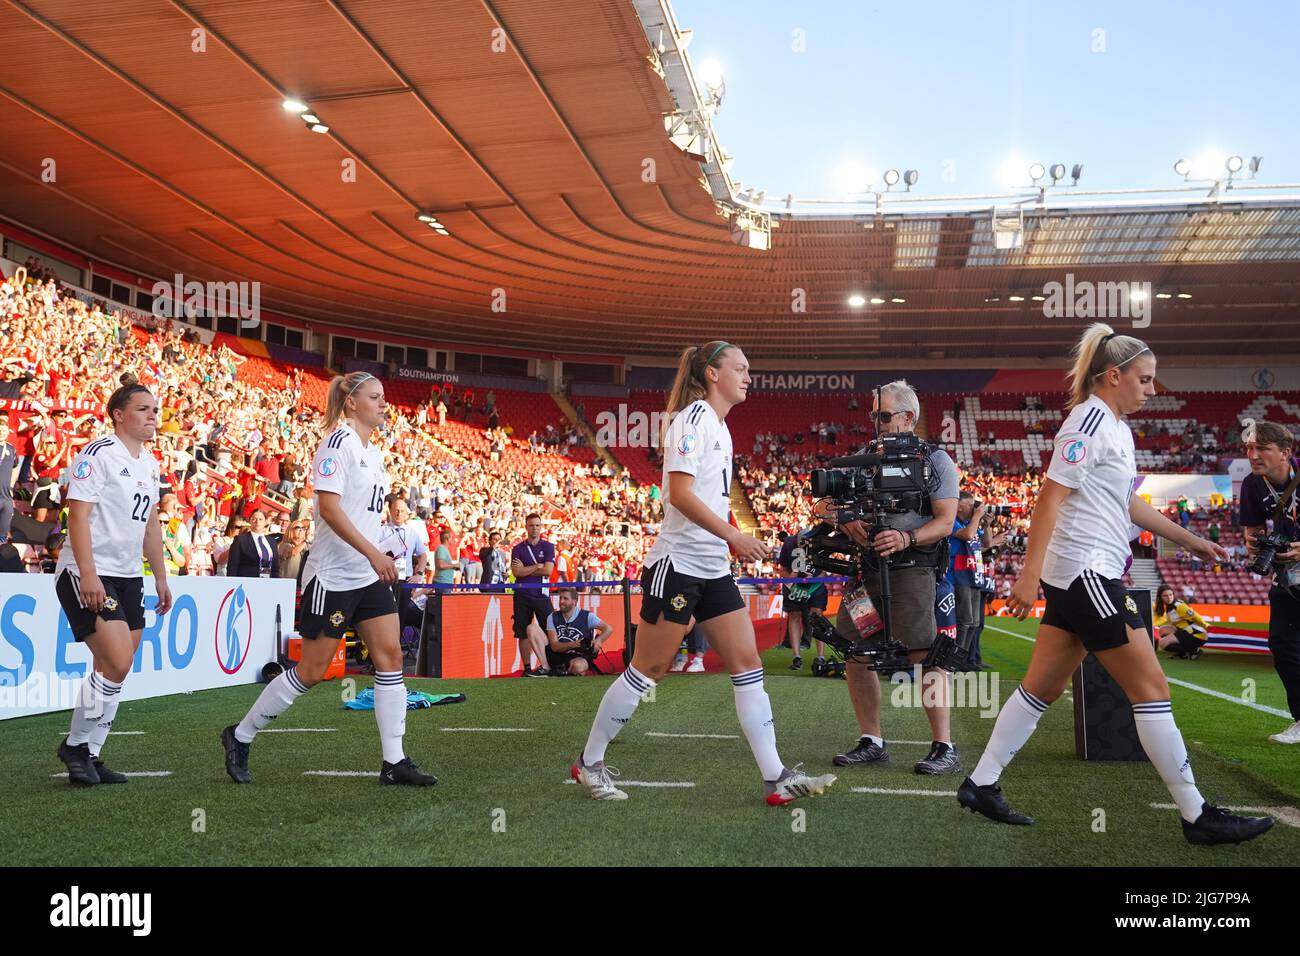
(582, 665), (653, 766)
(1133, 701), (1205, 822)
(88, 696), (121, 758)
(68, 673), (121, 746)
(732, 669), (784, 781)
(373, 671), (407, 764)
(235, 667), (309, 743)
(970, 685), (1048, 786)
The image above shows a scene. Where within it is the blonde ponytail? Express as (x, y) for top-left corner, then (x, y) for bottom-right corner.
(1065, 323), (1152, 410)
(662, 341), (732, 441)
(324, 371), (375, 431)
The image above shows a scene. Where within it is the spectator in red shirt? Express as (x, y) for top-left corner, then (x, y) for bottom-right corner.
(253, 438), (288, 495)
(458, 531), (481, 584)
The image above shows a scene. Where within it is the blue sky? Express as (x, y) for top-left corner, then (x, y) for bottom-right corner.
(673, 0), (1299, 201)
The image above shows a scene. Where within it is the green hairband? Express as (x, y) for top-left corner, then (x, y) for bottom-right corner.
(704, 341), (730, 364)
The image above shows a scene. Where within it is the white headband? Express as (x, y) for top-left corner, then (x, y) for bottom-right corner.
(346, 373), (374, 397)
(1092, 346), (1153, 379)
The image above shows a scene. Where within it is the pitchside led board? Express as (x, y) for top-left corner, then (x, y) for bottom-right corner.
(1072, 588), (1154, 761)
(437, 588), (785, 678)
(0, 574), (294, 720)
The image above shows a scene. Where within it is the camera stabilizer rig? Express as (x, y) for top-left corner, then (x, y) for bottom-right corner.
(800, 432), (972, 675)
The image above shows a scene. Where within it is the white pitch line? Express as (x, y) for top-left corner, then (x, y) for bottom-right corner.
(983, 623), (1288, 718)
(850, 786), (958, 797)
(303, 770), (377, 777)
(562, 779), (695, 788)
(982, 623), (1036, 644)
(54, 731), (144, 735)
(50, 771), (172, 778)
(1166, 678), (1291, 718)
(440, 727), (535, 732)
(1149, 803), (1300, 829)
(259, 728), (338, 733)
(645, 732), (739, 740)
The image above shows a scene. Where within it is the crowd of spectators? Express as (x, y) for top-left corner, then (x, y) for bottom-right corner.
(0, 262), (664, 584)
(0, 257), (1287, 606)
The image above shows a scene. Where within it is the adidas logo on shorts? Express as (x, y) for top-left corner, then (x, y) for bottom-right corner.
(120, 468), (131, 476)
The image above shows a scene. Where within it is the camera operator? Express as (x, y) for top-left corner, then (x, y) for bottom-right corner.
(949, 492), (994, 671)
(1240, 421), (1300, 744)
(828, 380), (960, 774)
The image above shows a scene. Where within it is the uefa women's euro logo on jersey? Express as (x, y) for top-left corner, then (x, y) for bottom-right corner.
(73, 460), (93, 480)
(676, 432), (698, 456)
(1061, 439), (1087, 465)
(317, 457), (338, 478)
(215, 585), (253, 675)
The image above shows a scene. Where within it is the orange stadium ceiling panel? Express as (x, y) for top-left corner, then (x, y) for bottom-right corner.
(1, 0), (1299, 362)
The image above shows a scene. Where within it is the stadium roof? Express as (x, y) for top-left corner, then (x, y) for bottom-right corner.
(3, 0), (1300, 363)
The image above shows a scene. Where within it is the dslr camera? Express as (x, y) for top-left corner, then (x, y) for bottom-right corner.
(1250, 530), (1295, 577)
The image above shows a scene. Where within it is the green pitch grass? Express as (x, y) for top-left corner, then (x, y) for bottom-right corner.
(2, 620), (1297, 867)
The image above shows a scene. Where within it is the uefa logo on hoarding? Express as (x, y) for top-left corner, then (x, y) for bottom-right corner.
(215, 585), (254, 675)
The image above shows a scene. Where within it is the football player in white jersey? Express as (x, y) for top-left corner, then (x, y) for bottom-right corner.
(959, 324), (1273, 845)
(571, 341), (836, 804)
(55, 384), (174, 785)
(222, 372), (437, 786)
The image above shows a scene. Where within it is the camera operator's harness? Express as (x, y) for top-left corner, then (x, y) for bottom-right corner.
(802, 432), (968, 674)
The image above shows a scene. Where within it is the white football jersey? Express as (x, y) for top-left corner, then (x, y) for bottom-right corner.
(301, 425), (388, 592)
(56, 434), (160, 578)
(643, 399), (733, 578)
(1041, 395), (1138, 588)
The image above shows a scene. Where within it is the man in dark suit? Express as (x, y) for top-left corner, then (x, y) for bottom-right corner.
(226, 508), (280, 578)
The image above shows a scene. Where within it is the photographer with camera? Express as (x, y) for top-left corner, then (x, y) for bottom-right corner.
(545, 587), (613, 676)
(1240, 420), (1300, 744)
(819, 380), (962, 774)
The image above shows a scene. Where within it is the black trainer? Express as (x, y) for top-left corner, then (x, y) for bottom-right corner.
(221, 724), (252, 784)
(92, 759), (128, 784)
(57, 737), (100, 786)
(380, 757), (438, 786)
(915, 741), (962, 775)
(956, 775), (1034, 825)
(1182, 803), (1273, 846)
(832, 736), (889, 767)
(790, 656), (803, 671)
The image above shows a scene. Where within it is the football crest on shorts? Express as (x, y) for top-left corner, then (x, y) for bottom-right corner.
(330, 610), (346, 627)
(103, 596), (119, 611)
(670, 594), (687, 611)
(1124, 596), (1138, 614)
